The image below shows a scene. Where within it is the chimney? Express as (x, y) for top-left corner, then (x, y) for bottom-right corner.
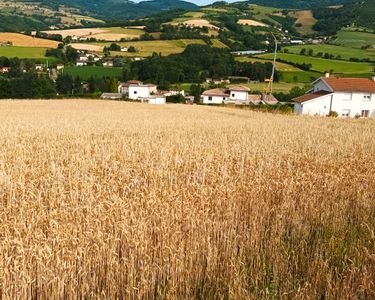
(324, 72), (330, 78)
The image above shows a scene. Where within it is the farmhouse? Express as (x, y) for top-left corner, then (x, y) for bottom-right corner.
(118, 80), (157, 100)
(201, 86), (249, 104)
(293, 75), (375, 118)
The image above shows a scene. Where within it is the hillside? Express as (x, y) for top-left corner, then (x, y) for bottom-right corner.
(243, 0), (354, 9)
(36, 0), (199, 20)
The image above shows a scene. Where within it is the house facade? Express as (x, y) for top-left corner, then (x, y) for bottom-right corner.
(128, 83), (157, 100)
(117, 80), (165, 104)
(201, 86), (278, 105)
(201, 88), (229, 104)
(294, 75), (375, 118)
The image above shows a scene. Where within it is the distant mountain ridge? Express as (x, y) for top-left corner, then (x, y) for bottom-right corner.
(244, 0), (354, 8)
(34, 0), (199, 20)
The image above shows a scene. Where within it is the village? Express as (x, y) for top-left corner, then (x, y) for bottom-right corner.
(96, 73), (375, 119)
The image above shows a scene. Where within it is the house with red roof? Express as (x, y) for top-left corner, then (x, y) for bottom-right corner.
(294, 74), (375, 118)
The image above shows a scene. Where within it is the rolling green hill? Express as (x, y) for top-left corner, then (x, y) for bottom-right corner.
(242, 0), (353, 9)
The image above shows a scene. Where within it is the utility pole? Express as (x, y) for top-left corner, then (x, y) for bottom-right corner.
(269, 33), (278, 95)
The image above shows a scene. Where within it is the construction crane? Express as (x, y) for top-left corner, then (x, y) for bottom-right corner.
(264, 33), (278, 96)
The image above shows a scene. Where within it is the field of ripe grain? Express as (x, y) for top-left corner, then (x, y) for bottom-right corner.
(0, 100), (374, 299)
(43, 27), (144, 41)
(289, 10), (316, 34)
(238, 19), (269, 27)
(0, 32), (58, 48)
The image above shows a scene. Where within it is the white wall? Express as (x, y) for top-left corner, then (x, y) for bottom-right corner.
(202, 95), (227, 104)
(229, 91), (248, 101)
(128, 86), (151, 100)
(296, 92), (375, 118)
(299, 95), (332, 116)
(148, 97), (166, 105)
(331, 92), (375, 117)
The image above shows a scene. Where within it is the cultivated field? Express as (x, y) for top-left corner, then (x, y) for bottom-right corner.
(0, 33), (58, 48)
(284, 44), (375, 61)
(0, 100), (374, 299)
(0, 46), (50, 59)
(43, 27), (145, 41)
(93, 39), (209, 57)
(259, 53), (374, 74)
(334, 29), (375, 48)
(172, 19), (219, 30)
(238, 19), (269, 27)
(289, 10), (316, 34)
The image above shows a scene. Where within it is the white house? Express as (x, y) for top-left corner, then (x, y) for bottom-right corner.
(294, 75), (375, 118)
(128, 83), (157, 100)
(201, 86), (252, 104)
(201, 88), (229, 104)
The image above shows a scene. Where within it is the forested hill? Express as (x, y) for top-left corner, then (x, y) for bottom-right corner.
(312, 0), (375, 33)
(356, 0), (375, 29)
(32, 0), (199, 20)
(244, 0), (353, 8)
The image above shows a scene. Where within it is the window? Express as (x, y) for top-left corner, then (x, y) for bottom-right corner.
(134, 91), (137, 94)
(208, 96), (212, 101)
(223, 97), (226, 100)
(363, 94), (371, 101)
(361, 110), (370, 117)
(343, 93), (352, 101)
(341, 109), (350, 117)
(231, 93), (235, 97)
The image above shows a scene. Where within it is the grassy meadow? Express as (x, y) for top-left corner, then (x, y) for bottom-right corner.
(334, 29), (375, 48)
(236, 56), (321, 83)
(258, 52), (374, 74)
(96, 39), (210, 57)
(0, 100), (374, 298)
(0, 46), (50, 59)
(284, 44), (375, 61)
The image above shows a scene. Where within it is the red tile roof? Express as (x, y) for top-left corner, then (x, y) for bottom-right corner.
(202, 88), (229, 97)
(293, 91), (332, 104)
(322, 77), (375, 93)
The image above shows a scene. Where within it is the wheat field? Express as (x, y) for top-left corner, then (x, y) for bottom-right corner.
(0, 100), (374, 299)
